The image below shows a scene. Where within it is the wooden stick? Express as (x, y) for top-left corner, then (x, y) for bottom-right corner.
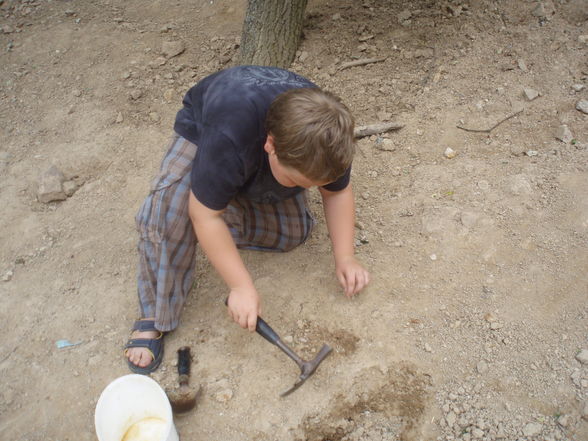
(338, 57), (387, 72)
(354, 122), (404, 139)
(456, 109), (524, 133)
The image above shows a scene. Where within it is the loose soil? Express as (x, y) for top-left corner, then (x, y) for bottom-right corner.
(1, 1), (587, 440)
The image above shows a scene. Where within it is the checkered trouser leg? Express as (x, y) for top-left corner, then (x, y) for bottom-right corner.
(135, 134), (314, 332)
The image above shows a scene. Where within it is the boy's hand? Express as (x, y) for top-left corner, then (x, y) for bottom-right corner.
(227, 287), (261, 331)
(335, 256), (370, 297)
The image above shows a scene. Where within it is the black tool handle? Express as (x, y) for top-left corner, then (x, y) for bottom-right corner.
(255, 316), (281, 345)
(224, 298), (281, 345)
(177, 346), (191, 376)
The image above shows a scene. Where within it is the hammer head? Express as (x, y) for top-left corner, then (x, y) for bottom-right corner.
(166, 347), (200, 413)
(167, 381), (200, 413)
(280, 344), (332, 397)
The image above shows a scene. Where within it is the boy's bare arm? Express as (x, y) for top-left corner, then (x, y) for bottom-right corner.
(319, 185), (370, 296)
(188, 191), (260, 331)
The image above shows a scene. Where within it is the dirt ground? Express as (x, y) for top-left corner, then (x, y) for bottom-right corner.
(1, 0), (587, 440)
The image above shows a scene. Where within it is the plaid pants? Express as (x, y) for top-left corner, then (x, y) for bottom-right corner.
(135, 134), (314, 331)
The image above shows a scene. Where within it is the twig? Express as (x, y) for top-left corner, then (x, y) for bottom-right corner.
(354, 122), (404, 139)
(338, 57), (387, 72)
(456, 109), (524, 133)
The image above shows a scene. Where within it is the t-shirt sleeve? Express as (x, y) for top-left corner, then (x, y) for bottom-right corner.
(321, 166), (351, 192)
(190, 130), (247, 210)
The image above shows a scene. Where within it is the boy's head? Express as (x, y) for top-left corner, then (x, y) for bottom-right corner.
(265, 88), (355, 184)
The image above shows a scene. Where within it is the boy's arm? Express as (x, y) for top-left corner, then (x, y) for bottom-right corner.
(319, 185), (370, 297)
(188, 191), (260, 331)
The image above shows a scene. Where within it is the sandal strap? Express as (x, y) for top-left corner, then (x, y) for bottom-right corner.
(132, 319), (159, 333)
(124, 336), (163, 354)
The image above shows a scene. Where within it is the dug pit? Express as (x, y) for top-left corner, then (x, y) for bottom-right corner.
(297, 364), (433, 441)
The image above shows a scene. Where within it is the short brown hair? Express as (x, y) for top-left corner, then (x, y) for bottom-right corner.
(265, 88), (355, 183)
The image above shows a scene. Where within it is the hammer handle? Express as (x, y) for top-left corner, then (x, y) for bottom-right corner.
(255, 316), (281, 345)
(223, 298), (280, 344)
(177, 346), (191, 376)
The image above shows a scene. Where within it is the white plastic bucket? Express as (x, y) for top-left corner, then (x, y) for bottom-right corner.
(95, 374), (179, 441)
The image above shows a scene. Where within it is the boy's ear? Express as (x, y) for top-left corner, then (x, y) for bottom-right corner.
(264, 134), (275, 155)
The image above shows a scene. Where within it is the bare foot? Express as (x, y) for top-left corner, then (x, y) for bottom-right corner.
(125, 318), (161, 369)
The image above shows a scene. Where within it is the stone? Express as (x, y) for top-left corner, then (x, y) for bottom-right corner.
(575, 349), (588, 364)
(446, 411), (457, 427)
(37, 166), (67, 203)
(398, 10), (412, 22)
(476, 360), (489, 374)
(162, 40), (185, 58)
(484, 312), (497, 323)
(572, 84), (585, 92)
(576, 99), (588, 114)
(525, 150), (538, 157)
(509, 144), (526, 156)
(477, 180), (490, 190)
(130, 89), (143, 100)
(522, 422), (542, 437)
(214, 388), (233, 403)
(149, 112), (160, 122)
(444, 147), (457, 159)
(298, 51), (309, 62)
(556, 414), (571, 428)
(2, 269), (13, 282)
(582, 402), (588, 420)
(471, 428), (484, 438)
(509, 175), (533, 196)
(63, 181), (78, 197)
(115, 112), (124, 123)
(375, 138), (395, 151)
(523, 88), (540, 101)
(579, 35), (588, 45)
(517, 59), (527, 72)
(532, 3), (546, 18)
(163, 89), (175, 102)
(555, 125), (573, 144)
(2, 24), (15, 34)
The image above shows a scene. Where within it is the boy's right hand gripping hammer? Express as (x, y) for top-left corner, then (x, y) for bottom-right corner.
(224, 298), (332, 396)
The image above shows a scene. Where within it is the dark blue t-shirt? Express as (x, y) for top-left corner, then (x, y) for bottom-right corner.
(174, 66), (351, 210)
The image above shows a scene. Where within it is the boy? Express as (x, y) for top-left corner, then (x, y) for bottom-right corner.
(125, 66), (369, 373)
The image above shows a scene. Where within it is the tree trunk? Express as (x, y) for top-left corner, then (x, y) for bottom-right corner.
(239, 0), (308, 68)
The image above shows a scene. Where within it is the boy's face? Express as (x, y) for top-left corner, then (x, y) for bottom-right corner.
(264, 136), (330, 189)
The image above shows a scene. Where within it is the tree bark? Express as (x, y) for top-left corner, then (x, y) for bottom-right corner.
(239, 0), (308, 68)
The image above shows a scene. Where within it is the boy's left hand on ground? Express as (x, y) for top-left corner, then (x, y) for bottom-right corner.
(335, 256), (370, 297)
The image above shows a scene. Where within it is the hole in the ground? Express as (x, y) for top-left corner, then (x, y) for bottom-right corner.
(297, 363), (433, 441)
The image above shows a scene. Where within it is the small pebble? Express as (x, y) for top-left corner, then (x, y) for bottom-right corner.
(424, 343), (432, 353)
(525, 150), (538, 157)
(522, 422), (542, 437)
(477, 180), (490, 190)
(523, 88), (540, 101)
(130, 89), (143, 100)
(2, 269), (13, 282)
(476, 360), (489, 374)
(444, 147), (457, 159)
(576, 99), (588, 114)
(571, 84), (585, 92)
(555, 125), (573, 144)
(575, 349), (588, 365)
(214, 388), (233, 403)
